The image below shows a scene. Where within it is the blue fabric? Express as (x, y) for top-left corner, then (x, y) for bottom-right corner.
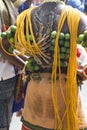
(12, 98), (24, 113)
(18, 2), (29, 13)
(85, 0), (87, 4)
(67, 0), (84, 12)
(12, 76), (28, 113)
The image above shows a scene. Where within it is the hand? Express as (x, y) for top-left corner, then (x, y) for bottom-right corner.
(77, 66), (87, 81)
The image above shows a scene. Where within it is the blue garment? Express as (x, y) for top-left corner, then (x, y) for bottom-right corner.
(85, 0), (87, 9)
(12, 72), (29, 113)
(85, 0), (87, 4)
(67, 0), (84, 12)
(18, 2), (29, 13)
(12, 80), (28, 113)
(12, 98), (24, 113)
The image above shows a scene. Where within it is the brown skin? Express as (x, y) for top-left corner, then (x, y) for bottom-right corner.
(0, 2), (87, 77)
(0, 2), (87, 76)
(0, 38), (27, 69)
(31, 2), (87, 80)
(21, 2), (87, 129)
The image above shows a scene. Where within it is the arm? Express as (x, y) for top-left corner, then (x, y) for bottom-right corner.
(0, 38), (27, 69)
(77, 45), (87, 80)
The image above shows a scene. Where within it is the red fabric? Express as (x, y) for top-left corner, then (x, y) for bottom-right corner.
(84, 67), (87, 75)
(22, 125), (32, 130)
(77, 48), (81, 58)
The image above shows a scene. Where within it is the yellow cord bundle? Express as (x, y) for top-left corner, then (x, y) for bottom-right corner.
(14, 6), (49, 64)
(52, 7), (84, 130)
(3, 5), (84, 130)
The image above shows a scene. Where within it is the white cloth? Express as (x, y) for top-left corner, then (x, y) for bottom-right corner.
(0, 56), (15, 80)
(77, 44), (87, 67)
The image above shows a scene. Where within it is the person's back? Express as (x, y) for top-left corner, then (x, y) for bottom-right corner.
(15, 1), (87, 130)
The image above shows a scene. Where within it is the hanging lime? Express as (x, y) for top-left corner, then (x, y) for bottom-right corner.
(1, 32), (7, 39)
(84, 30), (87, 36)
(77, 37), (82, 44)
(60, 61), (67, 67)
(60, 47), (66, 53)
(78, 34), (84, 41)
(29, 66), (34, 72)
(8, 46), (14, 53)
(28, 35), (33, 42)
(10, 25), (17, 33)
(6, 30), (12, 38)
(59, 32), (65, 40)
(51, 39), (55, 45)
(28, 57), (34, 64)
(51, 31), (56, 39)
(64, 41), (70, 47)
(65, 54), (69, 59)
(65, 33), (70, 40)
(9, 37), (14, 44)
(66, 48), (70, 54)
(59, 39), (64, 46)
(49, 46), (54, 51)
(60, 53), (65, 59)
(34, 65), (40, 71)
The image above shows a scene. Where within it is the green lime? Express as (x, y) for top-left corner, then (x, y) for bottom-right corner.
(65, 33), (70, 40)
(65, 54), (69, 59)
(51, 39), (55, 45)
(60, 61), (63, 67)
(60, 47), (66, 53)
(26, 62), (31, 68)
(82, 42), (87, 47)
(66, 48), (70, 54)
(9, 37), (14, 43)
(34, 65), (40, 71)
(63, 61), (67, 67)
(28, 57), (34, 64)
(28, 35), (33, 41)
(59, 32), (65, 40)
(59, 40), (64, 46)
(77, 38), (82, 44)
(60, 53), (65, 59)
(60, 61), (67, 67)
(51, 31), (56, 39)
(6, 30), (12, 38)
(10, 25), (17, 32)
(29, 66), (34, 72)
(49, 46), (54, 51)
(8, 46), (14, 53)
(84, 30), (87, 36)
(64, 41), (70, 47)
(1, 32), (7, 39)
(78, 34), (84, 41)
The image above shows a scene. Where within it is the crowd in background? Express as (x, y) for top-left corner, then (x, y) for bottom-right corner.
(12, 0), (87, 14)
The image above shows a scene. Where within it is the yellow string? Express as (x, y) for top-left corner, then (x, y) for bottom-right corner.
(1, 5), (84, 130)
(52, 7), (70, 129)
(52, 7), (83, 130)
